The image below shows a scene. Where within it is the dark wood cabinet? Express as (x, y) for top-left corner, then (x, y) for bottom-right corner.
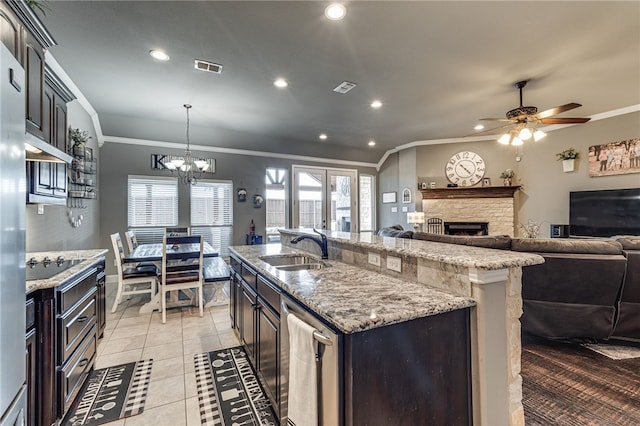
(240, 280), (257, 363)
(27, 160), (67, 203)
(27, 258), (106, 426)
(24, 30), (44, 139)
(25, 296), (36, 426)
(257, 301), (279, 406)
(0, 4), (22, 62)
(96, 267), (106, 339)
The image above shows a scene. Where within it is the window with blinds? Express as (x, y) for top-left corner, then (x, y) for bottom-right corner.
(190, 180), (233, 257)
(127, 176), (178, 228)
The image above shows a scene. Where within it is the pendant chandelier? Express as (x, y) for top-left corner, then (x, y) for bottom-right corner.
(167, 104), (209, 185)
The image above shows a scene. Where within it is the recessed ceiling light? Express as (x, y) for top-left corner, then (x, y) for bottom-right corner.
(324, 3), (347, 20)
(149, 49), (170, 61)
(319, 133), (328, 140)
(371, 100), (383, 109)
(474, 124), (485, 130)
(274, 78), (288, 88)
(368, 140), (376, 147)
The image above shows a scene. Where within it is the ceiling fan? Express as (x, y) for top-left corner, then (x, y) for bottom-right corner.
(472, 80), (591, 145)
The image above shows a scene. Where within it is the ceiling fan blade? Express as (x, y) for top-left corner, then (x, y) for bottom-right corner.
(538, 117), (591, 124)
(479, 118), (513, 122)
(536, 103), (582, 119)
(465, 122), (514, 137)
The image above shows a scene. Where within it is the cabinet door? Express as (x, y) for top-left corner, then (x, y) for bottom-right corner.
(43, 84), (53, 145)
(25, 328), (36, 426)
(25, 32), (44, 139)
(0, 6), (22, 62)
(229, 272), (237, 329)
(240, 282), (256, 363)
(53, 93), (68, 151)
(53, 163), (67, 197)
(31, 161), (53, 195)
(258, 303), (280, 409)
(96, 277), (106, 339)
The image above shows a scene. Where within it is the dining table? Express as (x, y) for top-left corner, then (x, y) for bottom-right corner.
(124, 242), (230, 313)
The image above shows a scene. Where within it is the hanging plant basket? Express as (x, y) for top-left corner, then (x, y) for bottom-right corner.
(562, 159), (575, 173)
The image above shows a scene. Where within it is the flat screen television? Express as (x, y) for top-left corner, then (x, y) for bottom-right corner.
(570, 188), (640, 237)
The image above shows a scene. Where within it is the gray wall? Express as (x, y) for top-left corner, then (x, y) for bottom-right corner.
(26, 101), (101, 252)
(380, 111), (640, 237)
(378, 148), (418, 230)
(99, 141), (376, 273)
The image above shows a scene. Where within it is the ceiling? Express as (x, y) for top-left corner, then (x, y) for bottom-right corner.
(42, 1), (640, 164)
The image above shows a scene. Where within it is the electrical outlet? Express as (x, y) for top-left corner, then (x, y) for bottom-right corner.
(368, 252), (380, 266)
(387, 256), (402, 272)
(37, 204), (44, 215)
(516, 155), (522, 162)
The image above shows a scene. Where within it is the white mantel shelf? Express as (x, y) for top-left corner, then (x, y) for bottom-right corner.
(420, 186), (521, 199)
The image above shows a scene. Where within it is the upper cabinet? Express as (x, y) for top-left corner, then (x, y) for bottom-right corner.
(0, 0), (65, 147)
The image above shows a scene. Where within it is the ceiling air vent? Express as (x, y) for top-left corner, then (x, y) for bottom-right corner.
(333, 81), (357, 94)
(194, 59), (223, 74)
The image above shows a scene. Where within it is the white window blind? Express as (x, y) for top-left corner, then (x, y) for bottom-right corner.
(127, 176), (178, 228)
(191, 181), (233, 257)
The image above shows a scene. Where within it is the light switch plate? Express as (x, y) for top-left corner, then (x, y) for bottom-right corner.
(391, 207), (398, 213)
(368, 252), (380, 266)
(387, 256), (402, 272)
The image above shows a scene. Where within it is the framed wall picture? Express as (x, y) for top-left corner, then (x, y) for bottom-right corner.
(589, 138), (640, 177)
(482, 178), (491, 187)
(402, 187), (412, 203)
(382, 192), (396, 204)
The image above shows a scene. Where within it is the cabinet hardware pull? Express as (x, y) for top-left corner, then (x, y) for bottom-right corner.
(78, 358), (89, 367)
(76, 315), (89, 323)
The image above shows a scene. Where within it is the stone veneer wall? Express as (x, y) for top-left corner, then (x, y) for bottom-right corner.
(423, 197), (516, 236)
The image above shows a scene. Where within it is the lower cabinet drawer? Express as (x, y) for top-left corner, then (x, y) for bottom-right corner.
(58, 326), (97, 417)
(58, 289), (97, 361)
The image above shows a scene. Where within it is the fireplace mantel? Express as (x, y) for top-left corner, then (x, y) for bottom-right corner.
(420, 186), (521, 200)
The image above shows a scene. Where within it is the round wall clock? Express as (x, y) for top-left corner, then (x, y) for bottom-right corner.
(445, 151), (486, 186)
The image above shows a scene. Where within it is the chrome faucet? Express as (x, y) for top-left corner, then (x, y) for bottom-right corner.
(290, 228), (329, 259)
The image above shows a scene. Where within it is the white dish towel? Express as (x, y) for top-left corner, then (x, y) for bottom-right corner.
(287, 313), (318, 426)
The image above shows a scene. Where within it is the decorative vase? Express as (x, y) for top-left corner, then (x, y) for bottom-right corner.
(503, 178), (512, 186)
(562, 159), (575, 173)
(72, 139), (86, 158)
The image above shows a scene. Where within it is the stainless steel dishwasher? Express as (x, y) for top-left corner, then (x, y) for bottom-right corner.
(280, 293), (341, 426)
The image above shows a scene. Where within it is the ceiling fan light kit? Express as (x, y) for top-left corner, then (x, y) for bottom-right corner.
(475, 80), (589, 146)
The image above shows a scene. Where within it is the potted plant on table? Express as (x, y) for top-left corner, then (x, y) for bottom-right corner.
(500, 169), (515, 186)
(556, 148), (579, 172)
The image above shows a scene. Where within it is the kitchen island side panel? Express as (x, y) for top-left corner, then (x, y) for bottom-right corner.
(344, 307), (472, 426)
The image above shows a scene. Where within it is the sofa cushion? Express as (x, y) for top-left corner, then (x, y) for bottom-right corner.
(412, 232), (512, 250)
(377, 226), (413, 239)
(612, 235), (640, 251)
(511, 238), (623, 255)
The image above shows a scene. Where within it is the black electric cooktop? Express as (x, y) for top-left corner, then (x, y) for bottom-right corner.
(25, 259), (85, 281)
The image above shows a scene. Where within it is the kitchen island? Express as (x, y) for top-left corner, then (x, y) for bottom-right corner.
(232, 230), (543, 426)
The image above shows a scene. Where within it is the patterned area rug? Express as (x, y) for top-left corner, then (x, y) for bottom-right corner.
(581, 342), (640, 360)
(62, 359), (153, 426)
(194, 347), (278, 426)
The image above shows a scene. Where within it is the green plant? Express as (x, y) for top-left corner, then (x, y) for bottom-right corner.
(69, 128), (91, 144)
(556, 148), (579, 161)
(500, 169), (514, 179)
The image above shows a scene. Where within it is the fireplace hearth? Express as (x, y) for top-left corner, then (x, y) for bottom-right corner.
(444, 221), (489, 236)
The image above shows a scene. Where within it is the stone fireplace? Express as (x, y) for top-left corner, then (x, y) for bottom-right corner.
(421, 186), (520, 236)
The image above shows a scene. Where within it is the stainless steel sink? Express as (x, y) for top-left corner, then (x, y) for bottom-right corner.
(259, 254), (321, 267)
(275, 263), (325, 271)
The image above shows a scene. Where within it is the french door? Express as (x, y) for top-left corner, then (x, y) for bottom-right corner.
(292, 166), (358, 232)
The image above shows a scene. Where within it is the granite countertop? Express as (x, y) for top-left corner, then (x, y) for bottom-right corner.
(283, 229), (544, 270)
(26, 249), (108, 293)
(230, 244), (476, 334)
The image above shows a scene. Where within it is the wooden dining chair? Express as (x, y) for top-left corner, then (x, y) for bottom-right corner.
(165, 227), (190, 237)
(160, 235), (204, 323)
(124, 230), (139, 253)
(110, 233), (159, 313)
(426, 217), (444, 234)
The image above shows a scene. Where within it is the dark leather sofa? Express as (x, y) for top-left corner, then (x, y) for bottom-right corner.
(377, 226), (640, 341)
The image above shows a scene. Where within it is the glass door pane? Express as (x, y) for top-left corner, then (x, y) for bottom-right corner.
(293, 168), (326, 229)
(327, 170), (357, 232)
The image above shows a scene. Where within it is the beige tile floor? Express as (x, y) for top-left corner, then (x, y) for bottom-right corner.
(93, 280), (240, 426)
